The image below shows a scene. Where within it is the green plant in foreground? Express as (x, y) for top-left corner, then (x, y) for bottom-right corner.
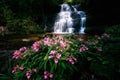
(11, 33), (110, 80)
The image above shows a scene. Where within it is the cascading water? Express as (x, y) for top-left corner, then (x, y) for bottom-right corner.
(54, 3), (73, 33)
(77, 11), (86, 34)
(53, 3), (86, 34)
(79, 15), (86, 34)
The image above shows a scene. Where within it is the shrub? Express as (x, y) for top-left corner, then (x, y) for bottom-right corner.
(1, 7), (43, 35)
(11, 33), (111, 80)
(6, 17), (42, 34)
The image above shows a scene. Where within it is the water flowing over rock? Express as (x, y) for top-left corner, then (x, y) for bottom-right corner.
(53, 3), (86, 34)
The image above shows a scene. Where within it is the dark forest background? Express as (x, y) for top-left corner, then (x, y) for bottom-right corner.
(0, 0), (120, 33)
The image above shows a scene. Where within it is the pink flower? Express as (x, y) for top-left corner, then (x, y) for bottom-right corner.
(27, 75), (31, 79)
(48, 55), (53, 59)
(44, 71), (48, 79)
(60, 40), (66, 47)
(44, 71), (53, 79)
(102, 33), (110, 38)
(12, 65), (25, 73)
(79, 48), (83, 52)
(49, 73), (53, 78)
(12, 66), (18, 73)
(57, 35), (62, 40)
(81, 44), (85, 47)
(97, 47), (102, 51)
(44, 41), (51, 46)
(68, 58), (73, 62)
(71, 61), (75, 64)
(49, 50), (61, 64)
(33, 69), (37, 73)
(85, 46), (88, 50)
(95, 35), (101, 40)
(68, 58), (74, 64)
(12, 50), (21, 59)
(33, 41), (41, 52)
(49, 50), (56, 59)
(104, 33), (110, 37)
(12, 70), (15, 73)
(54, 59), (58, 64)
(44, 71), (47, 75)
(44, 37), (51, 46)
(52, 40), (57, 45)
(66, 57), (77, 65)
(50, 50), (56, 55)
(19, 47), (27, 52)
(44, 75), (48, 79)
(73, 57), (77, 61)
(56, 53), (61, 59)
(79, 44), (88, 52)
(19, 66), (24, 70)
(26, 71), (31, 79)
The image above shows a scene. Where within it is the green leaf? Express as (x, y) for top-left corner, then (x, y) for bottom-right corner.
(44, 46), (52, 60)
(0, 74), (12, 80)
(61, 62), (66, 70)
(87, 57), (93, 61)
(102, 61), (109, 64)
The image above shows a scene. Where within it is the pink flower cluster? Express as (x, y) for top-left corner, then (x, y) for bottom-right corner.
(49, 50), (61, 64)
(66, 56), (77, 64)
(94, 33), (110, 40)
(33, 41), (41, 52)
(26, 71), (31, 79)
(79, 44), (89, 52)
(85, 40), (97, 45)
(12, 50), (21, 59)
(44, 71), (53, 79)
(60, 40), (66, 47)
(43, 36), (68, 48)
(12, 47), (27, 59)
(44, 37), (51, 46)
(12, 65), (24, 73)
(19, 46), (27, 52)
(26, 69), (37, 79)
(95, 35), (101, 40)
(57, 35), (62, 40)
(102, 33), (110, 38)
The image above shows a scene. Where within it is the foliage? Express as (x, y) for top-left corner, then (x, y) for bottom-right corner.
(105, 24), (120, 37)
(0, 0), (58, 34)
(64, 0), (73, 3)
(10, 33), (112, 80)
(0, 52), (13, 80)
(88, 25), (120, 80)
(0, 0), (90, 35)
(6, 17), (42, 34)
(0, 6), (43, 34)
(0, 26), (8, 36)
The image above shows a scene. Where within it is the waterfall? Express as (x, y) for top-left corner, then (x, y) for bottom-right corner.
(54, 3), (73, 33)
(53, 3), (86, 34)
(72, 5), (86, 34)
(78, 11), (86, 34)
